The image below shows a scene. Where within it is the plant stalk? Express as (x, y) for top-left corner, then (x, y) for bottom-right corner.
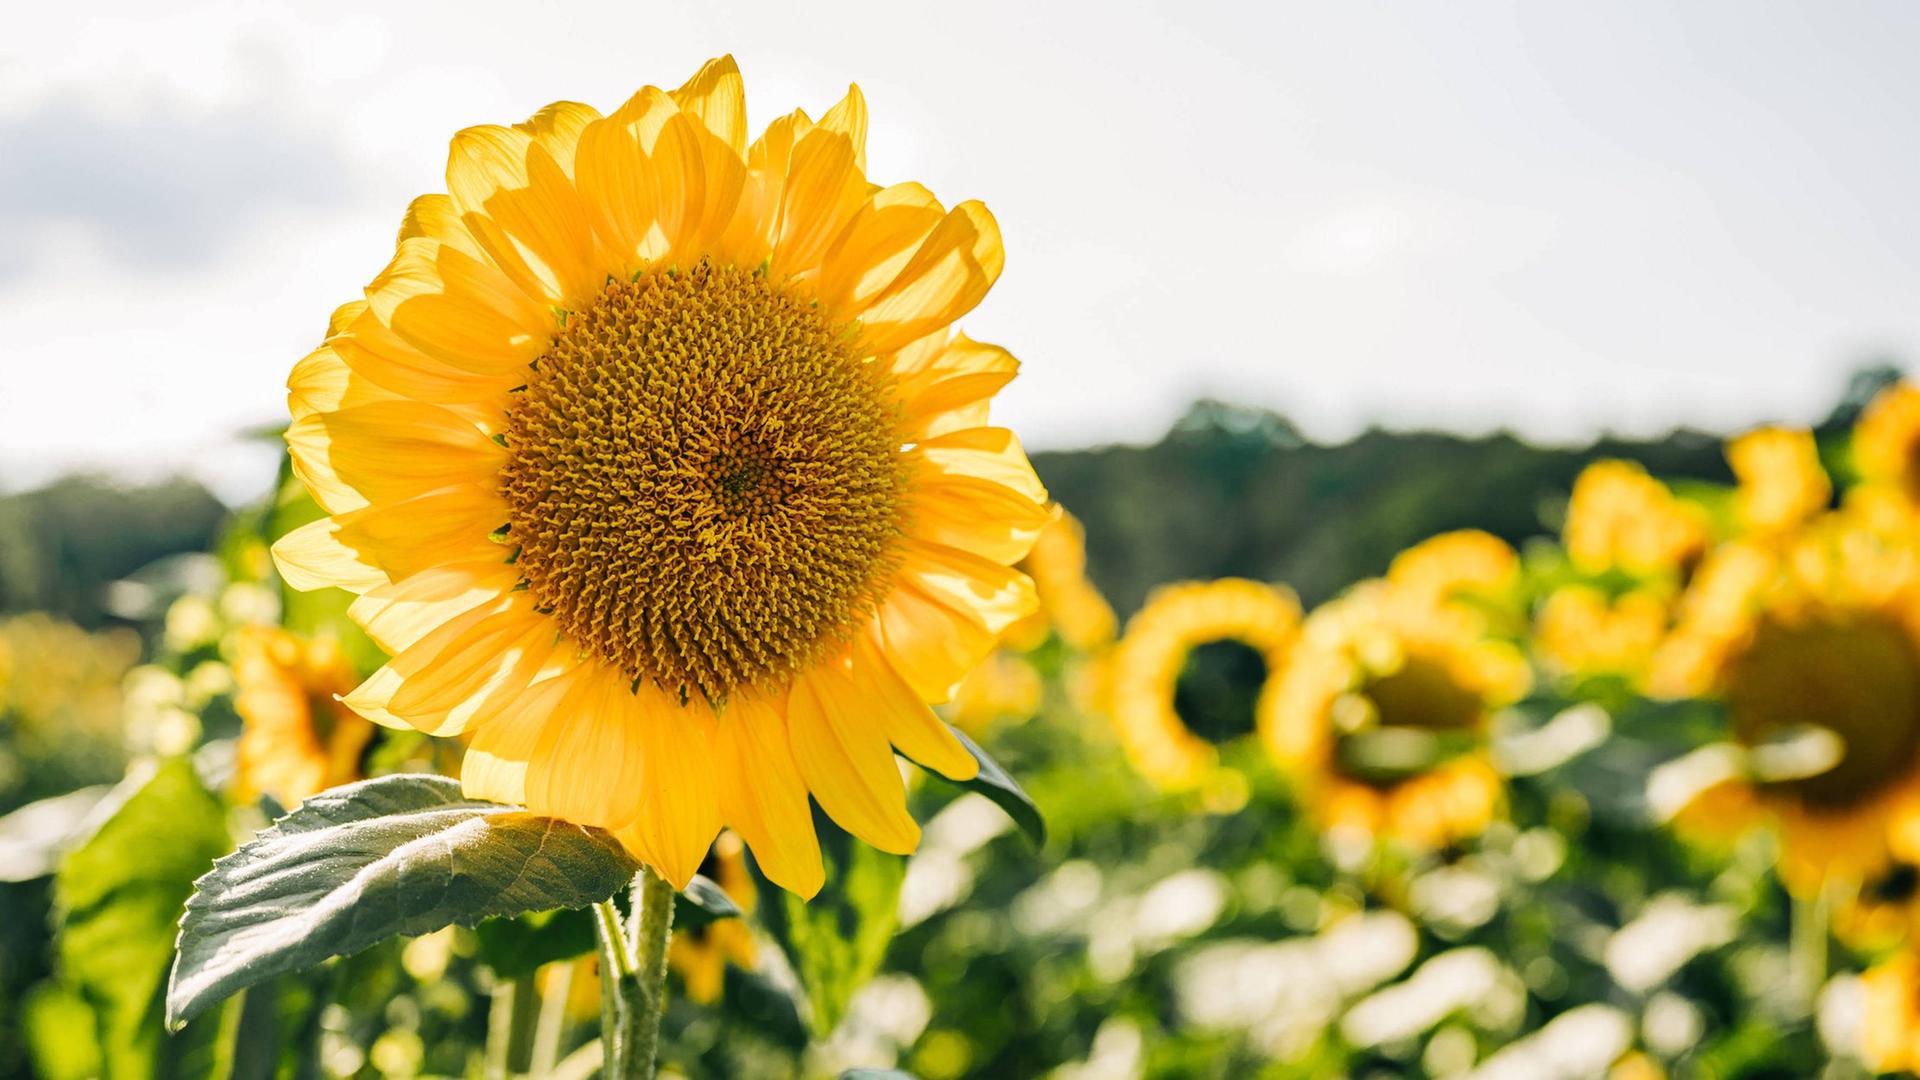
(593, 870), (676, 1080)
(621, 867), (677, 1080)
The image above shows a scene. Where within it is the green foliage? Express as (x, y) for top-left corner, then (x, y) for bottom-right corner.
(476, 875), (740, 979)
(0, 475), (227, 626)
(750, 811), (907, 1036)
(947, 730), (1046, 847)
(52, 757), (230, 1078)
(167, 774), (639, 1028)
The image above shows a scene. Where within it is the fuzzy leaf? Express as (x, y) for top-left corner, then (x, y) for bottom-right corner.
(167, 773), (637, 1028)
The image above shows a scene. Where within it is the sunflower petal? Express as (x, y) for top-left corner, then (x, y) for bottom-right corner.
(852, 633), (977, 781)
(713, 690), (824, 897)
(787, 662), (919, 854)
(271, 518), (388, 593)
(615, 684), (723, 889)
(856, 201), (1004, 352)
(526, 667), (648, 829)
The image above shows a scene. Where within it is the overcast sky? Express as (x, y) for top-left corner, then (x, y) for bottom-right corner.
(4, 1), (1918, 503)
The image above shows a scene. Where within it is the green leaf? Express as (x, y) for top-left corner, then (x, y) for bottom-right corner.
(749, 810), (905, 1035)
(21, 982), (102, 1080)
(475, 872), (736, 978)
(55, 758), (232, 1079)
(678, 872), (744, 929)
(475, 908), (598, 979)
(950, 728), (1046, 847)
(167, 773), (638, 1028)
(0, 783), (114, 882)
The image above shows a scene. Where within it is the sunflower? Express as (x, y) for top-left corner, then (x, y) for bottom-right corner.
(271, 57), (1048, 896)
(1856, 380), (1920, 508)
(1000, 506), (1118, 654)
(1728, 425), (1829, 537)
(1562, 459), (1709, 580)
(1105, 579), (1300, 790)
(230, 626), (374, 808)
(667, 833), (757, 1004)
(1649, 510), (1920, 898)
(1533, 583), (1670, 683)
(1263, 547), (1530, 851)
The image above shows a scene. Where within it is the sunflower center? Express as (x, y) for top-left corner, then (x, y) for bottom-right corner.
(500, 260), (906, 705)
(1728, 613), (1920, 808)
(1363, 654), (1483, 733)
(1172, 639), (1268, 745)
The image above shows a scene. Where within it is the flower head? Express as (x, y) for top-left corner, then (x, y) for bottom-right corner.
(272, 58), (1047, 895)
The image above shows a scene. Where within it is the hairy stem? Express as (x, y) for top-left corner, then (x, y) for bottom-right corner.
(621, 867), (677, 1080)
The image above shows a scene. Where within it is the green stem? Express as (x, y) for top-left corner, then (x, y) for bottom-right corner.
(530, 958), (575, 1077)
(592, 898), (633, 1074)
(621, 867), (677, 1080)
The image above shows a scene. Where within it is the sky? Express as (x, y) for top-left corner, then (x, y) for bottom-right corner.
(3, 0), (1918, 503)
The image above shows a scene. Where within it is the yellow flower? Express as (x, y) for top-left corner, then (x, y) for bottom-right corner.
(1728, 425), (1829, 536)
(270, 57), (1048, 896)
(0, 613), (138, 742)
(1263, 573), (1530, 851)
(1003, 506), (1117, 654)
(1651, 511), (1920, 897)
(1862, 950), (1920, 1073)
(1856, 380), (1920, 506)
(1534, 584), (1670, 682)
(667, 833), (757, 1004)
(231, 626), (374, 807)
(1563, 460), (1709, 579)
(1385, 528), (1518, 619)
(1106, 579), (1301, 790)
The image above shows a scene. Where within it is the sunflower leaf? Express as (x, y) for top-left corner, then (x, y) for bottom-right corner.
(950, 728), (1046, 847)
(748, 811), (905, 1035)
(678, 872), (743, 929)
(167, 773), (638, 1029)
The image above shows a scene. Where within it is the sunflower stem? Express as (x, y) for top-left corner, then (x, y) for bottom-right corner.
(620, 867), (677, 1080)
(592, 898), (633, 1076)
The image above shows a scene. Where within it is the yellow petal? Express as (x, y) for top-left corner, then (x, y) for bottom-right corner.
(340, 597), (507, 730)
(721, 107), (813, 264)
(852, 632), (977, 781)
(331, 303), (520, 406)
(855, 201), (1003, 353)
(364, 235), (549, 377)
(462, 668), (582, 806)
(907, 472), (1051, 574)
(447, 122), (606, 306)
(288, 343), (401, 420)
(388, 605), (558, 733)
(769, 85), (872, 276)
(615, 683), (723, 888)
(713, 690), (824, 897)
(787, 662), (919, 854)
(346, 561), (522, 654)
(896, 334), (1019, 439)
(915, 427), (1047, 505)
(286, 401), (504, 510)
(271, 517), (387, 593)
(331, 483), (508, 581)
(526, 666), (648, 829)
(515, 101), (603, 175)
(899, 540), (1038, 640)
(815, 182), (945, 314)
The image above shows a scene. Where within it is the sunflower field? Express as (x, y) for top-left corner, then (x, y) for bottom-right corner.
(7, 54), (1920, 1080)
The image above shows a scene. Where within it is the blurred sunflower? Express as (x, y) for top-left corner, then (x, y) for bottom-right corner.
(1105, 579), (1300, 790)
(1535, 461), (1714, 686)
(667, 833), (757, 1004)
(1000, 506), (1118, 654)
(1728, 425), (1830, 537)
(231, 626), (373, 808)
(1649, 511), (1920, 898)
(1855, 380), (1920, 507)
(1264, 535), (1530, 851)
(272, 56), (1048, 895)
(1534, 584), (1670, 682)
(1563, 459), (1710, 580)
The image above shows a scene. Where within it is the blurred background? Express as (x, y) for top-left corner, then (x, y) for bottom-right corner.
(5, 2), (1920, 1078)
